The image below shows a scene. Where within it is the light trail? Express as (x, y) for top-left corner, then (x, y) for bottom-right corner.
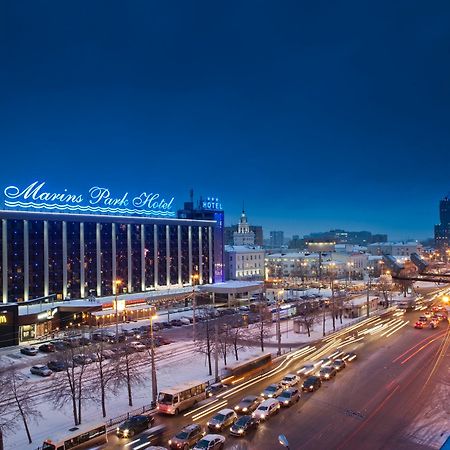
(384, 321), (409, 338)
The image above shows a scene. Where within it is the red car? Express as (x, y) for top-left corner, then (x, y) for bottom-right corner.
(414, 321), (424, 329)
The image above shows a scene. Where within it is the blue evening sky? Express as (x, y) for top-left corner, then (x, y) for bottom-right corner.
(1, 1), (449, 239)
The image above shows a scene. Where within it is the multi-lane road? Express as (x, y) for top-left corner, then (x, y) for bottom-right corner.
(103, 292), (450, 450)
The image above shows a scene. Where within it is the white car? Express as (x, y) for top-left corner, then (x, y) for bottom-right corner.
(193, 433), (225, 450)
(297, 363), (316, 376)
(281, 373), (300, 387)
(252, 398), (280, 420)
(30, 365), (52, 377)
(129, 341), (146, 352)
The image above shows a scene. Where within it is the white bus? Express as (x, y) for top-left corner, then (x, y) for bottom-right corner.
(157, 380), (208, 415)
(42, 423), (107, 450)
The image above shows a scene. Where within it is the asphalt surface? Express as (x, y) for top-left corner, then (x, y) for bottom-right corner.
(100, 292), (450, 450)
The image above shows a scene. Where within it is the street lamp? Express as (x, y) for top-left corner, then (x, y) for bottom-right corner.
(276, 289), (283, 356)
(149, 306), (158, 406)
(191, 274), (199, 338)
(366, 267), (373, 318)
(278, 434), (290, 450)
(114, 279), (123, 340)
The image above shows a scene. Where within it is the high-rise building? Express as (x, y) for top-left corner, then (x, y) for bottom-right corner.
(435, 196), (450, 249)
(0, 182), (224, 303)
(270, 231), (284, 248)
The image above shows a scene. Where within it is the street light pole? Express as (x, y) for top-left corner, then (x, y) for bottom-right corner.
(366, 267), (372, 318)
(114, 280), (122, 341)
(150, 307), (158, 406)
(276, 290), (282, 357)
(191, 274), (199, 339)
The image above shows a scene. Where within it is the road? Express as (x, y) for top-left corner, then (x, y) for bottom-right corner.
(102, 297), (450, 450)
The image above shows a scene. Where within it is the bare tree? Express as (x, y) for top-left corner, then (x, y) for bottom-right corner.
(47, 347), (91, 425)
(90, 342), (119, 418)
(0, 369), (16, 449)
(378, 275), (394, 308)
(296, 308), (317, 338)
(227, 316), (248, 361)
(114, 344), (143, 407)
(194, 307), (214, 376)
(252, 304), (272, 352)
(5, 369), (42, 444)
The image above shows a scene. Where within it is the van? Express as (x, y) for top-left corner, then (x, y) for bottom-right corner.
(252, 398), (280, 420)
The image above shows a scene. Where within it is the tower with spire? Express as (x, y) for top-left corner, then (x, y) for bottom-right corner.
(233, 206), (255, 245)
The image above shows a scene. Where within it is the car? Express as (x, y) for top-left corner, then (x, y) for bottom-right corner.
(92, 332), (111, 342)
(414, 321), (424, 329)
(332, 359), (346, 371)
(430, 319), (440, 329)
(193, 434), (225, 450)
(252, 398), (280, 420)
(78, 337), (92, 346)
(318, 357), (332, 367)
(47, 360), (67, 372)
(168, 423), (205, 449)
(128, 341), (147, 352)
(170, 319), (183, 327)
(297, 363), (316, 376)
(116, 415), (153, 438)
(72, 354), (93, 366)
(39, 343), (56, 353)
(30, 365), (52, 377)
(418, 315), (428, 323)
(320, 366), (337, 380)
(161, 321), (172, 329)
(179, 317), (191, 325)
(101, 349), (116, 359)
(20, 347), (38, 356)
(123, 329), (136, 337)
(206, 383), (227, 398)
(342, 352), (357, 362)
(261, 383), (283, 399)
(281, 373), (300, 387)
(207, 408), (237, 431)
(138, 424), (166, 445)
(229, 415), (259, 436)
(63, 337), (81, 348)
(51, 340), (69, 351)
(301, 375), (322, 392)
(233, 395), (260, 414)
(277, 387), (300, 407)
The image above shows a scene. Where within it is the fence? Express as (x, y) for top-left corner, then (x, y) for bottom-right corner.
(105, 402), (156, 428)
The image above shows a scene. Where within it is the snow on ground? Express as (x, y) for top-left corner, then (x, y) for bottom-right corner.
(3, 341), (266, 450)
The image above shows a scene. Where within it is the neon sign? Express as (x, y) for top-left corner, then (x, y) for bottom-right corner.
(4, 181), (176, 217)
(201, 197), (223, 211)
(0, 315), (7, 324)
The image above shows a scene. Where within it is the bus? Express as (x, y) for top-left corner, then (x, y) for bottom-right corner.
(157, 380), (208, 415)
(270, 303), (296, 322)
(221, 354), (272, 385)
(42, 423), (107, 450)
(398, 298), (416, 311)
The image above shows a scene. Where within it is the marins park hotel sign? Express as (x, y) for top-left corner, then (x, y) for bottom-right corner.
(3, 181), (176, 217)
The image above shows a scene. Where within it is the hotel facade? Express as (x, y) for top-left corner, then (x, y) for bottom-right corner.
(0, 181), (224, 304)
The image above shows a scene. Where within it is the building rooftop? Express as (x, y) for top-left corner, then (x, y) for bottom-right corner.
(225, 245), (264, 253)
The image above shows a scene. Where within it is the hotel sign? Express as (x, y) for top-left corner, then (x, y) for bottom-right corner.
(4, 181), (176, 217)
(201, 197), (223, 211)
